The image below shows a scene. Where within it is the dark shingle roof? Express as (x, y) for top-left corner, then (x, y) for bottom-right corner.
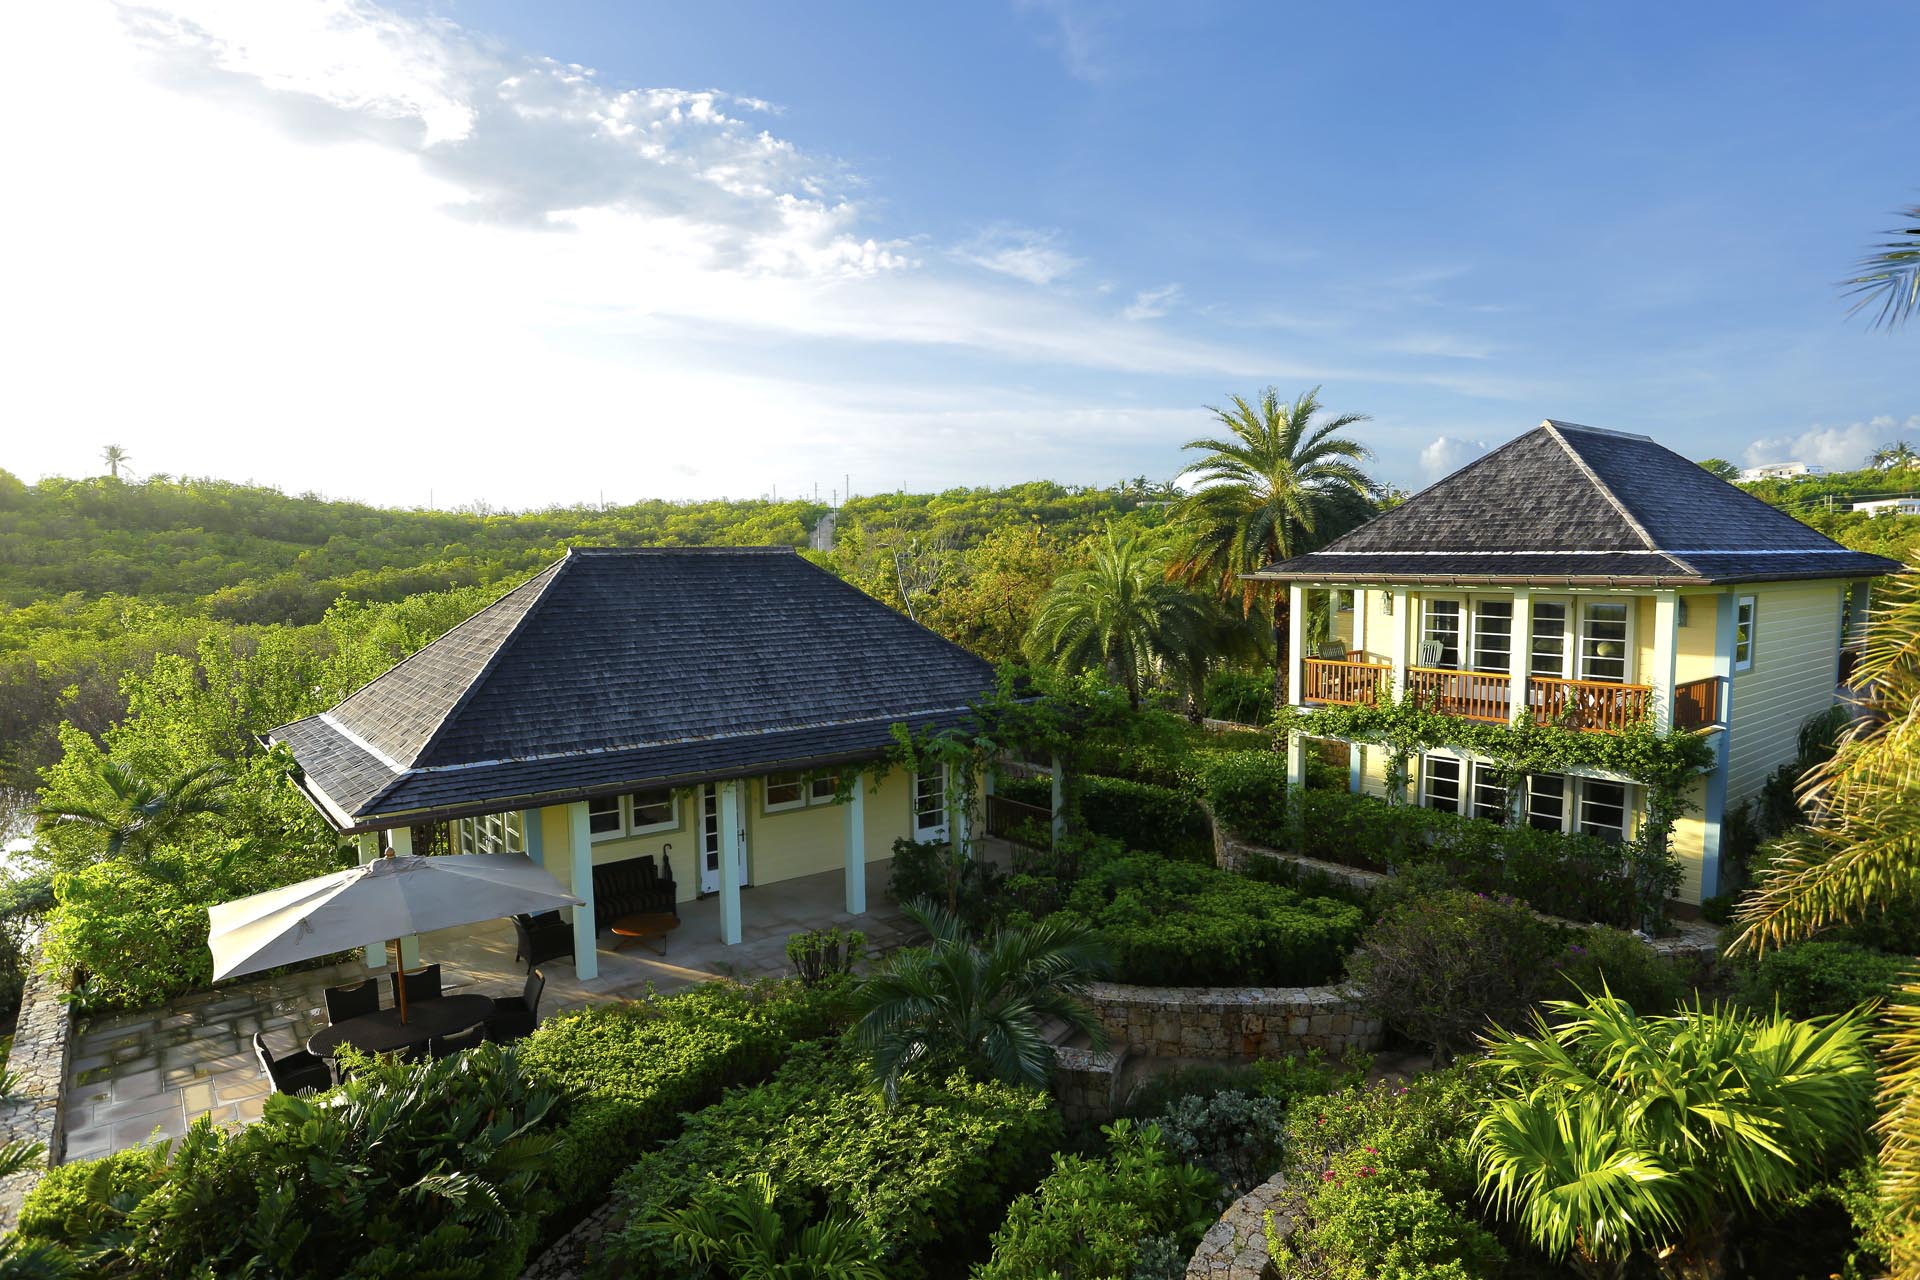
(1252, 420), (1905, 586)
(266, 548), (998, 830)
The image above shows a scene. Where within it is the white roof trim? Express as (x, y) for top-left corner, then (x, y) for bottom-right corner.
(318, 712), (406, 775)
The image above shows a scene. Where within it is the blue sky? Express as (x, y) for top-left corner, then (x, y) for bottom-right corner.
(3, 1), (1916, 507)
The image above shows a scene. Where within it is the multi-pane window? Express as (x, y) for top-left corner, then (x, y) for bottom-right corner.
(1735, 597), (1756, 670)
(914, 767), (948, 835)
(588, 791), (680, 840)
(1422, 754), (1462, 814)
(629, 788), (676, 832)
(1469, 762), (1508, 823)
(763, 772), (807, 812)
(1578, 780), (1629, 843)
(1531, 602), (1568, 677)
(453, 810), (524, 855)
(1470, 600), (1513, 673)
(1422, 600), (1463, 668)
(587, 795), (623, 838)
(809, 775), (841, 804)
(1579, 601), (1630, 683)
(1526, 775), (1566, 832)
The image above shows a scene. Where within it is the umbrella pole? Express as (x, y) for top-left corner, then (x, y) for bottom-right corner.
(392, 939), (409, 1024)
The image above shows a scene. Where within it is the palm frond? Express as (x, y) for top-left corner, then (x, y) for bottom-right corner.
(1842, 204), (1920, 330)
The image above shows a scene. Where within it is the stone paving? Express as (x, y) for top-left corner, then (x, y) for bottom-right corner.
(62, 863), (914, 1162)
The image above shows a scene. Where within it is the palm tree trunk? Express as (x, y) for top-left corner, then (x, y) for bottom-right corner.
(1272, 601), (1290, 713)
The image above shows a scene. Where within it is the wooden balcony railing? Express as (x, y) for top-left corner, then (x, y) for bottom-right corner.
(1405, 666), (1512, 723)
(985, 794), (1051, 849)
(1672, 676), (1723, 731)
(1530, 676), (1650, 733)
(1300, 657), (1392, 706)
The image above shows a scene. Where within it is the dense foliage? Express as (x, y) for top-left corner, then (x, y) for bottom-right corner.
(1001, 772), (1212, 864)
(600, 1038), (1062, 1280)
(1736, 940), (1910, 1020)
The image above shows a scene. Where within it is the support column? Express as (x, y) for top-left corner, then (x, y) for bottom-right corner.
(1049, 756), (1066, 844)
(1347, 745), (1362, 794)
(521, 809), (544, 869)
(1507, 588), (1532, 725)
(953, 770), (971, 856)
(1387, 588), (1411, 699)
(1351, 588), (1366, 657)
(565, 802), (598, 980)
(718, 780), (743, 946)
(387, 826), (421, 970)
(1652, 590), (1680, 733)
(844, 770), (867, 916)
(1699, 592), (1739, 898)
(356, 833), (385, 968)
(1286, 583), (1307, 707)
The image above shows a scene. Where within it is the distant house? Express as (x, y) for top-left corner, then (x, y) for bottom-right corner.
(1852, 497), (1920, 518)
(1738, 461), (1827, 482)
(267, 547), (1009, 978)
(1250, 420), (1904, 905)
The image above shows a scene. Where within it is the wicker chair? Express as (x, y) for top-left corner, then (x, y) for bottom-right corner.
(512, 911), (575, 972)
(252, 1032), (333, 1094)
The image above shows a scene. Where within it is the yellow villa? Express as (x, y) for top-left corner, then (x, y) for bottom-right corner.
(1249, 420), (1903, 904)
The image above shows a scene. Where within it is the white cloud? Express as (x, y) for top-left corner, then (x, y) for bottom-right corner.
(1418, 436), (1488, 484)
(1123, 283), (1182, 321)
(952, 226), (1081, 285)
(1743, 415), (1920, 470)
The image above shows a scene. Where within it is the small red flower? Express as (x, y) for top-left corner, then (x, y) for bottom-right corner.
(1359, 1166), (1376, 1177)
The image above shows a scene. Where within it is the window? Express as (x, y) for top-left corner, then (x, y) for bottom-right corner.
(1579, 601), (1629, 683)
(1469, 762), (1508, 823)
(587, 795), (623, 839)
(1531, 601), (1568, 677)
(1526, 775), (1565, 832)
(1578, 780), (1629, 844)
(1421, 599), (1462, 668)
(1470, 599), (1513, 672)
(453, 810), (524, 856)
(763, 772), (806, 813)
(1422, 754), (1462, 814)
(629, 788), (676, 833)
(914, 767), (948, 835)
(809, 775), (841, 805)
(1735, 596), (1756, 670)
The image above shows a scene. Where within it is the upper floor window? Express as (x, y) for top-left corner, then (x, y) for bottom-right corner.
(1531, 601), (1568, 677)
(1578, 601), (1630, 683)
(1735, 596), (1756, 671)
(1470, 599), (1513, 673)
(1421, 600), (1462, 669)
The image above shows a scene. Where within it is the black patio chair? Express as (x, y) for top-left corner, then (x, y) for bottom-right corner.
(512, 911), (575, 972)
(388, 963), (443, 1007)
(252, 1031), (333, 1095)
(429, 1024), (488, 1059)
(323, 977), (380, 1024)
(485, 968), (545, 1044)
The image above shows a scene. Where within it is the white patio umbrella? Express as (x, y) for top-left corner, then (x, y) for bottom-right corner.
(208, 851), (582, 1022)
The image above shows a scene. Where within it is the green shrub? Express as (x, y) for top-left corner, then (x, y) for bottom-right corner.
(515, 980), (847, 1215)
(1552, 924), (1687, 1015)
(1346, 890), (1562, 1065)
(1003, 773), (1212, 863)
(786, 925), (865, 987)
(886, 836), (1004, 931)
(16, 1146), (154, 1242)
(971, 1119), (1219, 1280)
(602, 1039), (1061, 1280)
(1057, 853), (1363, 986)
(1202, 670), (1274, 726)
(1739, 941), (1911, 1020)
(1197, 750), (1290, 846)
(42, 862), (218, 1012)
(1119, 1046), (1371, 1120)
(1152, 1089), (1289, 1195)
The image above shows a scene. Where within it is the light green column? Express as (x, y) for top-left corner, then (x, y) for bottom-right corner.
(718, 780), (743, 945)
(356, 832), (385, 969)
(844, 770), (866, 916)
(387, 826), (421, 970)
(565, 802), (598, 980)
(521, 809), (544, 868)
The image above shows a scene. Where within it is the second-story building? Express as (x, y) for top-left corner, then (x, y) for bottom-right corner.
(1250, 420), (1904, 905)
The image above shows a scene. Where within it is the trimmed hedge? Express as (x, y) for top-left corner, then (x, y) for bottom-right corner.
(1055, 852), (1363, 986)
(1738, 941), (1911, 1020)
(1198, 749), (1290, 845)
(600, 1038), (1062, 1280)
(1003, 773), (1213, 862)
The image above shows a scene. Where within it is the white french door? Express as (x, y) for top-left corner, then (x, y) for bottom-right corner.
(699, 784), (749, 894)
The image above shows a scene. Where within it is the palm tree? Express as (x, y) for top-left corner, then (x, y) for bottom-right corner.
(1869, 440), (1920, 471)
(36, 759), (230, 861)
(646, 1172), (887, 1279)
(1022, 531), (1220, 710)
(1473, 991), (1876, 1280)
(100, 445), (129, 480)
(1170, 387), (1377, 704)
(852, 900), (1109, 1103)
(1844, 204), (1920, 330)
(1733, 574), (1920, 1271)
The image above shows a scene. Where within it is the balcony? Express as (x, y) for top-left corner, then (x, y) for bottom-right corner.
(1300, 658), (1694, 734)
(1301, 656), (1391, 706)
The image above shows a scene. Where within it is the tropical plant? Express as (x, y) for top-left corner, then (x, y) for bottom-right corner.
(99, 445), (129, 480)
(1170, 386), (1377, 703)
(1697, 458), (1742, 482)
(646, 1172), (888, 1280)
(1023, 531), (1221, 710)
(852, 898), (1109, 1101)
(1870, 440), (1920, 471)
(1472, 992), (1877, 1280)
(34, 758), (229, 862)
(1843, 204), (1920, 329)
(1733, 575), (1920, 1270)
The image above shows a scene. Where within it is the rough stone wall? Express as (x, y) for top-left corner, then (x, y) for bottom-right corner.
(1086, 982), (1382, 1061)
(1050, 1044), (1124, 1123)
(0, 943), (74, 1230)
(1187, 1171), (1289, 1278)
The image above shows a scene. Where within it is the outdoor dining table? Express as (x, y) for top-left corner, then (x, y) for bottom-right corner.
(306, 993), (495, 1057)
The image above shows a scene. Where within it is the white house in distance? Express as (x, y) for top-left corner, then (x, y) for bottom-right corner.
(1739, 462), (1827, 482)
(1853, 497), (1920, 518)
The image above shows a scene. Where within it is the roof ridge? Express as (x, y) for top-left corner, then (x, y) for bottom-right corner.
(567, 545), (796, 555)
(407, 556), (574, 768)
(1543, 419), (1655, 442)
(1542, 421), (1660, 552)
(1317, 427), (1551, 553)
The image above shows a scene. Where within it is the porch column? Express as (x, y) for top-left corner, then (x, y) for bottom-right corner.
(387, 826), (421, 971)
(1507, 588), (1531, 725)
(1651, 591), (1680, 732)
(1286, 582), (1306, 707)
(1698, 592), (1740, 898)
(564, 802), (598, 980)
(1049, 756), (1066, 843)
(1347, 745), (1362, 794)
(952, 772), (971, 856)
(718, 780), (743, 946)
(356, 833), (385, 969)
(1387, 588), (1410, 699)
(521, 809), (544, 869)
(844, 770), (867, 916)
(1351, 588), (1367, 657)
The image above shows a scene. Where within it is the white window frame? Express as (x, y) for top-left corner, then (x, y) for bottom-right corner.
(1734, 596), (1756, 671)
(1525, 774), (1566, 832)
(1420, 598), (1464, 669)
(1530, 598), (1571, 678)
(1469, 598), (1514, 674)
(1576, 779), (1630, 844)
(628, 788), (679, 835)
(1468, 761), (1508, 823)
(454, 810), (524, 856)
(586, 795), (625, 842)
(914, 766), (949, 839)
(1520, 772), (1633, 843)
(1421, 754), (1463, 814)
(762, 772), (807, 814)
(807, 774), (841, 806)
(1577, 598), (1634, 684)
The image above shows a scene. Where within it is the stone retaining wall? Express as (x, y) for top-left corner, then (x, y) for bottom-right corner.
(1087, 981), (1382, 1061)
(1050, 1044), (1125, 1123)
(0, 942), (74, 1230)
(1187, 1171), (1288, 1278)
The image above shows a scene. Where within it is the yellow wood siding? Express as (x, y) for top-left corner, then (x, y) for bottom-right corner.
(1725, 582), (1845, 806)
(1674, 593), (1719, 685)
(1671, 778), (1708, 903)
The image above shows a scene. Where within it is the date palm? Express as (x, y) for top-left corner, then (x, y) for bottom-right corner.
(36, 758), (230, 861)
(1870, 440), (1920, 471)
(1844, 205), (1920, 330)
(1733, 574), (1920, 1271)
(1473, 992), (1876, 1280)
(100, 445), (129, 480)
(853, 899), (1109, 1103)
(1170, 386), (1377, 703)
(1023, 531), (1219, 710)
